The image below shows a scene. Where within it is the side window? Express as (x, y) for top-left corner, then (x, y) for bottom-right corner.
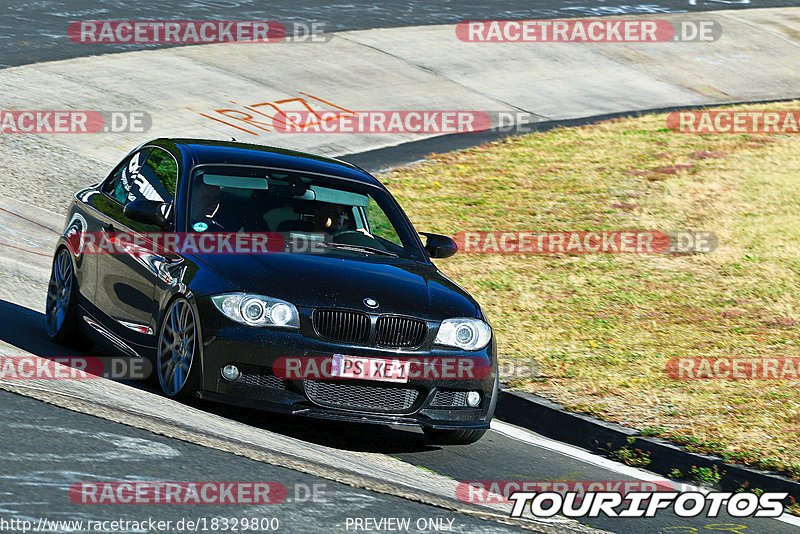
(140, 147), (178, 200)
(101, 149), (150, 205)
(101, 147), (177, 205)
(364, 197), (403, 247)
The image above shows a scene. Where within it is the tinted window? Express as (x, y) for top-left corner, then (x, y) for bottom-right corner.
(364, 197), (402, 247)
(102, 149), (149, 205)
(101, 147), (177, 205)
(188, 166), (424, 260)
(141, 147), (178, 199)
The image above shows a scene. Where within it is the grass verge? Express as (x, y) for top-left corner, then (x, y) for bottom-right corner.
(380, 101), (800, 481)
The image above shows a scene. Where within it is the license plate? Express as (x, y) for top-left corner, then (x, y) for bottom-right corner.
(331, 354), (410, 383)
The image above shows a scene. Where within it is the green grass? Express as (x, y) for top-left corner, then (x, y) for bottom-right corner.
(609, 437), (652, 468)
(381, 101), (800, 480)
(688, 465), (723, 484)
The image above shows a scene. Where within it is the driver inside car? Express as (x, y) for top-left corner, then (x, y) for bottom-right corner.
(193, 183), (268, 232)
(313, 203), (375, 239)
(313, 203), (347, 233)
(193, 184), (227, 230)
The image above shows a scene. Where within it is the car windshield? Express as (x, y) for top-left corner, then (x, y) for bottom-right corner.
(187, 165), (424, 260)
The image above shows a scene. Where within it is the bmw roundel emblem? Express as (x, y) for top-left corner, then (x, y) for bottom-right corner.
(363, 298), (379, 309)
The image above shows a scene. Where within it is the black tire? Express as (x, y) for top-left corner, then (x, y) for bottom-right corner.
(423, 428), (487, 445)
(45, 247), (90, 350)
(156, 297), (201, 399)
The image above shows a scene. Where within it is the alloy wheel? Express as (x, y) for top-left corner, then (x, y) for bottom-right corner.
(157, 299), (197, 396)
(45, 248), (74, 337)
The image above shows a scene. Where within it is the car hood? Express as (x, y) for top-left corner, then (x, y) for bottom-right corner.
(191, 252), (479, 320)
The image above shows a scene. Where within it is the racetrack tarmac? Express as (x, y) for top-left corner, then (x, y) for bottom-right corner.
(0, 389), (527, 534)
(1, 0), (796, 67)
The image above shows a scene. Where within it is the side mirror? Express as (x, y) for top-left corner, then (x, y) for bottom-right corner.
(420, 232), (458, 259)
(124, 200), (171, 228)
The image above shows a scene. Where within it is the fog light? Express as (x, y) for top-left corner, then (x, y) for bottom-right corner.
(221, 364), (240, 381)
(466, 391), (481, 407)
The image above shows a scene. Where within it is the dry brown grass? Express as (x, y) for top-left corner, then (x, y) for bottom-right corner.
(381, 102), (800, 478)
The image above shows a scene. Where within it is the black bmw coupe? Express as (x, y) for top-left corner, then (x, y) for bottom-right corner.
(46, 138), (498, 444)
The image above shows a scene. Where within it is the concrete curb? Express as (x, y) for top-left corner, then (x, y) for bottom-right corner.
(495, 389), (800, 502)
(342, 96), (800, 172)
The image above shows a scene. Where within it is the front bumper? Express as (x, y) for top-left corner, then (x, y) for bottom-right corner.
(195, 391), (492, 430)
(196, 302), (498, 430)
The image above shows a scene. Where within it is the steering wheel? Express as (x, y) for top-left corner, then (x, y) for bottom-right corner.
(191, 217), (225, 232)
(331, 230), (364, 239)
(331, 230), (384, 249)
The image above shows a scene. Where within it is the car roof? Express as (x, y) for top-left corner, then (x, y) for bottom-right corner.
(149, 138), (381, 187)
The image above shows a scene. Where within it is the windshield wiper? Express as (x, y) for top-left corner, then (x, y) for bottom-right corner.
(322, 242), (398, 257)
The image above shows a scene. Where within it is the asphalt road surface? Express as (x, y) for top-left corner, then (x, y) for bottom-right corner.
(0, 298), (797, 534)
(0, 390), (525, 534)
(1, 0), (796, 67)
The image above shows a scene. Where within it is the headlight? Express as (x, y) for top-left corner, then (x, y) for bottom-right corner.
(211, 293), (300, 328)
(434, 318), (491, 350)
